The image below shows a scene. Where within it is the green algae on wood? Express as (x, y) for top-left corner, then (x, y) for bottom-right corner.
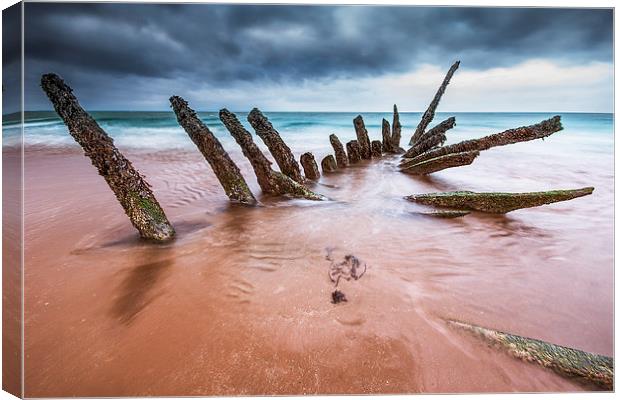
(40, 73), (175, 242)
(401, 150), (479, 175)
(407, 116), (563, 167)
(170, 96), (257, 205)
(406, 187), (594, 213)
(248, 108), (305, 184)
(446, 319), (613, 390)
(409, 61), (460, 146)
(219, 109), (325, 201)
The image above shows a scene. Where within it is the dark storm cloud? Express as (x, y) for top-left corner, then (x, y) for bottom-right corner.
(20, 3), (613, 110)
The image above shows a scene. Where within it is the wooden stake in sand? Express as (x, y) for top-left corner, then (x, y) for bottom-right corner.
(329, 134), (349, 168)
(346, 140), (362, 164)
(353, 115), (372, 159)
(446, 319), (613, 390)
(40, 73), (175, 242)
(391, 104), (403, 151)
(170, 96), (257, 205)
(300, 152), (321, 180)
(409, 61), (460, 146)
(248, 108), (305, 184)
(219, 109), (324, 200)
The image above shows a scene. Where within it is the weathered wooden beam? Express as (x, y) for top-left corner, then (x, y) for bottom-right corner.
(371, 140), (383, 157)
(353, 115), (372, 159)
(346, 140), (362, 164)
(329, 134), (349, 168)
(410, 61), (460, 146)
(300, 152), (320, 180)
(248, 108), (304, 184)
(170, 97), (257, 206)
(407, 116), (563, 166)
(381, 119), (393, 153)
(401, 151), (479, 175)
(219, 109), (324, 201)
(321, 155), (337, 173)
(41, 73), (175, 242)
(406, 187), (594, 213)
(447, 319), (613, 390)
(402, 116), (456, 160)
(391, 104), (403, 151)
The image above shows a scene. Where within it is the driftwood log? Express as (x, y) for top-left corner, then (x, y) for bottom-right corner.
(346, 140), (362, 164)
(41, 73), (175, 241)
(329, 134), (348, 168)
(447, 319), (613, 390)
(300, 152), (320, 180)
(403, 116), (563, 172)
(170, 96), (257, 205)
(371, 140), (383, 158)
(219, 109), (324, 200)
(406, 187), (594, 213)
(353, 115), (372, 159)
(321, 155), (337, 173)
(409, 61), (460, 146)
(248, 108), (304, 184)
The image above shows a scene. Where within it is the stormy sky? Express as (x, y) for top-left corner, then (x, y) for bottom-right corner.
(5, 3), (615, 112)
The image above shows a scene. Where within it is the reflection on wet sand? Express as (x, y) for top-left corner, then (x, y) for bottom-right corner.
(111, 253), (174, 325)
(21, 146), (612, 396)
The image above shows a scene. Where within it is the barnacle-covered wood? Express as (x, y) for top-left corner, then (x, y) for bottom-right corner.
(321, 155), (337, 173)
(353, 115), (372, 159)
(346, 140), (362, 164)
(170, 96), (256, 206)
(40, 73), (175, 242)
(371, 140), (383, 157)
(401, 151), (479, 175)
(406, 187), (594, 213)
(381, 118), (393, 153)
(391, 104), (403, 151)
(219, 109), (324, 201)
(447, 319), (613, 390)
(300, 152), (320, 180)
(401, 117), (455, 161)
(329, 134), (348, 168)
(248, 108), (304, 184)
(407, 116), (563, 166)
(402, 116), (455, 160)
(410, 61), (460, 145)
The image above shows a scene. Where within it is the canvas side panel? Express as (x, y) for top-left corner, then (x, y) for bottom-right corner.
(2, 2), (23, 398)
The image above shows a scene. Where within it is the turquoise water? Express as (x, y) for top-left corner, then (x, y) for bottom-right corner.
(2, 111), (613, 154)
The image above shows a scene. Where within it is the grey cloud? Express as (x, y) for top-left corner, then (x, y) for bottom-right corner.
(19, 3), (613, 110)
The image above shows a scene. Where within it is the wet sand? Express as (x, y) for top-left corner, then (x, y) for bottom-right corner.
(18, 141), (612, 396)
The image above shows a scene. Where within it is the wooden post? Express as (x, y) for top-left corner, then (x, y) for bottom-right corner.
(40, 73), (175, 241)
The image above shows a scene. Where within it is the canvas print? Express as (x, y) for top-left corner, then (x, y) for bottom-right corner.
(1, 2), (614, 397)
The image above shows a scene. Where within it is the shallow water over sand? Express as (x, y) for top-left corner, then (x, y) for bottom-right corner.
(17, 116), (613, 395)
